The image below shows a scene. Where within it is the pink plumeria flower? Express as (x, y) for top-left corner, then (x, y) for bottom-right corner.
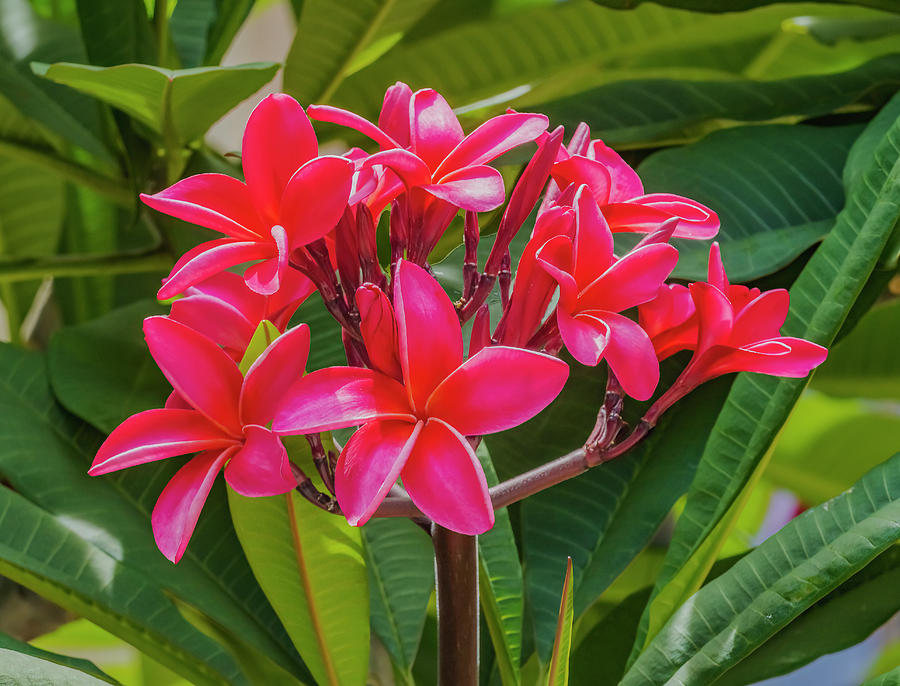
(89, 318), (310, 563)
(536, 185), (679, 400)
(309, 84), (548, 258)
(142, 94), (353, 298)
(547, 123), (719, 239)
(273, 261), (569, 534)
(169, 269), (315, 360)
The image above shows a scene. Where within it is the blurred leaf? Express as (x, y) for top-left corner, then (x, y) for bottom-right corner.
(634, 123), (861, 283)
(812, 297), (900, 399)
(170, 0), (255, 68)
(0, 156), (65, 259)
(0, 631), (120, 685)
(74, 0), (155, 66)
(292, 295), (346, 370)
(34, 62), (278, 145)
(228, 453), (370, 686)
(590, 0), (900, 11)
(362, 518), (434, 680)
(544, 557), (574, 686)
(864, 666), (900, 686)
(629, 92), (900, 661)
(284, 0), (438, 104)
(621, 452), (900, 685)
(538, 55), (900, 149)
(47, 300), (169, 433)
(716, 546), (900, 686)
(477, 443), (524, 686)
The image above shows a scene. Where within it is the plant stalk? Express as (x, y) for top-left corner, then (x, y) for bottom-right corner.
(433, 526), (479, 686)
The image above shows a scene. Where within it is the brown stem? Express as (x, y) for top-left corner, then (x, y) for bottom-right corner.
(433, 526), (479, 686)
(290, 462), (341, 514)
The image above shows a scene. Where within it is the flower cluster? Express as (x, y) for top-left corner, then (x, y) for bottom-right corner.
(89, 86), (827, 562)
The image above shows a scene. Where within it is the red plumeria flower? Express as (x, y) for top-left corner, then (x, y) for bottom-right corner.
(536, 186), (679, 400)
(547, 123), (718, 239)
(142, 94), (353, 298)
(89, 318), (310, 563)
(273, 261), (568, 534)
(309, 84), (548, 259)
(169, 269), (315, 360)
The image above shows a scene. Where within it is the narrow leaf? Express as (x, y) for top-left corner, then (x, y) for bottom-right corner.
(545, 557), (574, 686)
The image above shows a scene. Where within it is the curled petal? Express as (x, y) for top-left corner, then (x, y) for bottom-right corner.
(224, 426), (295, 497)
(378, 82), (413, 148)
(158, 239), (274, 300)
(273, 367), (413, 434)
(535, 235), (577, 312)
(144, 317), (244, 435)
(552, 156), (612, 206)
(424, 165), (506, 212)
(152, 448), (233, 563)
(89, 409), (234, 475)
(573, 184), (615, 283)
(241, 324), (311, 426)
(402, 418), (494, 535)
(690, 282), (735, 355)
(280, 156), (354, 247)
(427, 346), (568, 436)
(363, 149), (433, 189)
(140, 174), (261, 240)
(307, 104), (401, 149)
(242, 94), (318, 224)
(630, 194), (719, 239)
(394, 261), (463, 412)
(707, 242), (729, 292)
(698, 338), (827, 381)
(356, 285), (402, 380)
(557, 308), (608, 367)
(410, 89), (464, 170)
(244, 225), (289, 295)
(335, 419), (421, 527)
(588, 140), (643, 202)
(578, 243), (678, 313)
(435, 112), (549, 177)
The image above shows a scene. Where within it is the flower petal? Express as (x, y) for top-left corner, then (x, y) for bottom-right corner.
(628, 193), (719, 239)
(535, 234), (577, 312)
(577, 243), (678, 313)
(401, 418), (493, 535)
(362, 149), (433, 189)
(423, 165), (506, 212)
(170, 293), (256, 355)
(244, 225), (289, 295)
(158, 239), (274, 300)
(690, 282), (735, 355)
(335, 419), (421, 527)
(144, 316), (244, 434)
(597, 311), (661, 401)
(557, 309), (608, 367)
(242, 94), (318, 225)
(435, 112), (548, 177)
(731, 289), (790, 346)
(273, 367), (413, 434)
(224, 425), (295, 497)
(427, 346), (568, 435)
(356, 284), (402, 380)
(241, 324), (311, 426)
(140, 174), (261, 240)
(573, 184), (615, 284)
(378, 82), (413, 148)
(707, 242), (729, 292)
(89, 409), (234, 475)
(307, 104), (401, 149)
(394, 260), (463, 412)
(152, 448), (233, 563)
(551, 156), (611, 206)
(280, 156), (354, 247)
(700, 338), (828, 380)
(410, 89), (464, 170)
(588, 140), (643, 202)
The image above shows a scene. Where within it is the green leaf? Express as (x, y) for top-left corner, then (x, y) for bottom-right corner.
(864, 666), (900, 686)
(477, 443), (524, 686)
(765, 393), (900, 504)
(633, 123), (861, 283)
(34, 62), (279, 145)
(48, 300), (169, 433)
(238, 319), (281, 374)
(74, 0), (155, 67)
(0, 631), (120, 685)
(629, 89), (900, 660)
(716, 546), (900, 686)
(590, 0), (900, 13)
(811, 298), (900, 399)
(293, 295), (347, 370)
(0, 343), (310, 684)
(545, 557), (574, 686)
(228, 464), (370, 686)
(538, 55), (900, 149)
(284, 0), (438, 105)
(362, 517), (434, 679)
(621, 452), (900, 686)
(170, 0), (255, 68)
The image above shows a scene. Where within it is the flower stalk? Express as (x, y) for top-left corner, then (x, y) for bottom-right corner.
(433, 526), (479, 686)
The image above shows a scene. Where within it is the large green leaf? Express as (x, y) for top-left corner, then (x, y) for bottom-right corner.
(361, 517), (434, 681)
(629, 91), (900, 660)
(590, 0), (900, 13)
(34, 62), (279, 145)
(170, 0), (255, 68)
(0, 343), (310, 684)
(621, 452), (900, 686)
(74, 0), (155, 67)
(634, 123), (860, 282)
(538, 55), (900, 148)
(0, 631), (120, 685)
(716, 546), (900, 686)
(544, 557), (574, 686)
(228, 461), (370, 686)
(477, 443), (524, 686)
(811, 298), (900, 399)
(864, 666), (900, 686)
(284, 0), (438, 105)
(48, 300), (169, 433)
